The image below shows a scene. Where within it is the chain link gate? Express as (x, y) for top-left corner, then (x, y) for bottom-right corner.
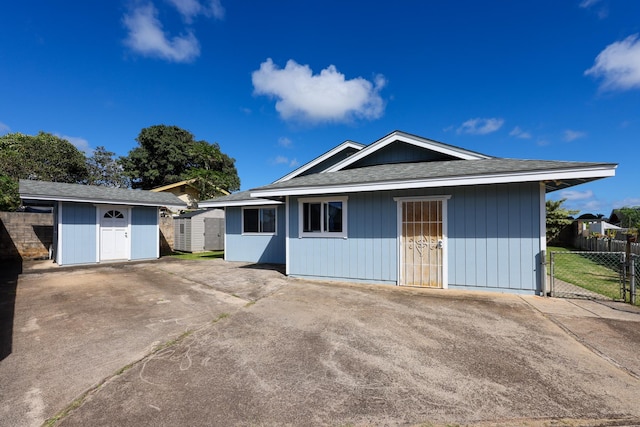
(549, 251), (637, 304)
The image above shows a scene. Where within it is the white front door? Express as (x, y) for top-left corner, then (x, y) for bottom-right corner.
(100, 208), (128, 261)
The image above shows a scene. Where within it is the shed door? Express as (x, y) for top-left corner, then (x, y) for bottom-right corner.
(204, 217), (224, 251)
(400, 200), (444, 288)
(101, 208), (128, 260)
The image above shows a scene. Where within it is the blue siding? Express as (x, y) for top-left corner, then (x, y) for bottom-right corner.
(286, 182), (542, 294)
(224, 205), (286, 263)
(60, 203), (96, 265)
(131, 207), (158, 260)
(289, 192), (398, 284)
(447, 183), (541, 293)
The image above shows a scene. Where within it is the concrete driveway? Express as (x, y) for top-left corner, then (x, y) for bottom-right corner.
(1, 258), (640, 427)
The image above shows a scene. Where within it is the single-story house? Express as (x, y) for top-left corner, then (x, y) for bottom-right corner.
(19, 180), (186, 266)
(199, 130), (617, 295)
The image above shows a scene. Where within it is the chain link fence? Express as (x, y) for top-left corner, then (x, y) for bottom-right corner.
(549, 251), (637, 304)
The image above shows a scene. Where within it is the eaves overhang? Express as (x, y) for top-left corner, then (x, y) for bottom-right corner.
(250, 165), (617, 198)
(199, 198), (283, 208)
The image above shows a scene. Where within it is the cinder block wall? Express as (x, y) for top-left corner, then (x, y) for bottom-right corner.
(0, 212), (53, 260)
(159, 215), (174, 255)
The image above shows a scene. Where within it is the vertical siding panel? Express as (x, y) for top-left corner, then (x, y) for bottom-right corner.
(496, 186), (510, 288)
(485, 185), (499, 287)
(453, 189), (466, 285)
(61, 203), (96, 265)
(475, 186), (488, 287)
(520, 183), (535, 290)
(372, 193), (382, 280)
(508, 185), (522, 288)
(464, 187), (477, 286)
(131, 207), (158, 260)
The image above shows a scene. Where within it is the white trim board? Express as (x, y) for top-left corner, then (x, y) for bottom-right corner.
(324, 131), (491, 173)
(251, 166), (616, 198)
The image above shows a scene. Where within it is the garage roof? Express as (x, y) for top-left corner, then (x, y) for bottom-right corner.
(19, 180), (187, 208)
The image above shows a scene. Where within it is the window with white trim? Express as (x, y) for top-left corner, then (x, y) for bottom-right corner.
(299, 197), (347, 238)
(242, 207), (276, 234)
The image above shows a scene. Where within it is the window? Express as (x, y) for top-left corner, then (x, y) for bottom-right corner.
(299, 197), (347, 238)
(103, 210), (124, 219)
(243, 207), (276, 234)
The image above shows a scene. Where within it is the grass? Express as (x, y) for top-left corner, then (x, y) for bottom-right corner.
(169, 250), (224, 260)
(547, 245), (624, 301)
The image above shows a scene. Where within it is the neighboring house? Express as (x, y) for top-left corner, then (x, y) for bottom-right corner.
(174, 209), (225, 252)
(199, 130), (617, 295)
(578, 219), (622, 237)
(150, 179), (230, 209)
(19, 180), (186, 266)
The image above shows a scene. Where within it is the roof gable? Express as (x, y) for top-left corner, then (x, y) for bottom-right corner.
(324, 130), (492, 173)
(273, 141), (364, 183)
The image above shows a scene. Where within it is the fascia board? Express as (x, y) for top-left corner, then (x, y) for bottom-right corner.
(251, 166), (616, 198)
(324, 133), (490, 173)
(199, 199), (283, 208)
(273, 141), (365, 183)
(19, 194), (183, 208)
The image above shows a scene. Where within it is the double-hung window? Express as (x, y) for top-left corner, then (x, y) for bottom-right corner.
(243, 207), (276, 234)
(299, 197), (347, 238)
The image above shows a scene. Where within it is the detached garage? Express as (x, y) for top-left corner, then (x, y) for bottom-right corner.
(19, 180), (186, 266)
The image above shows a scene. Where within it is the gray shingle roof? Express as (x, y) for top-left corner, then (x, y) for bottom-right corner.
(199, 189), (283, 207)
(250, 158), (617, 195)
(19, 180), (186, 207)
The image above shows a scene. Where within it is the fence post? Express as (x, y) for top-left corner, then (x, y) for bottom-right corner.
(550, 252), (555, 297)
(631, 255), (636, 305)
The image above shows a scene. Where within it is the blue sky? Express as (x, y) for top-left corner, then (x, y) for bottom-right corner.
(1, 0), (639, 216)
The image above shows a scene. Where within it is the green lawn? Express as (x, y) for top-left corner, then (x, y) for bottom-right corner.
(547, 246), (624, 301)
(168, 251), (224, 260)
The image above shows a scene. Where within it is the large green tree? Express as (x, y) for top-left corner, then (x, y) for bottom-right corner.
(121, 125), (240, 198)
(0, 132), (89, 210)
(85, 146), (130, 188)
(546, 198), (579, 243)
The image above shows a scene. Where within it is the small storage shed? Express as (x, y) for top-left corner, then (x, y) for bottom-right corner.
(19, 180), (186, 266)
(174, 209), (225, 252)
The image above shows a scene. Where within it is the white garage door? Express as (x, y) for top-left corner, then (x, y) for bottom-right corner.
(101, 208), (128, 261)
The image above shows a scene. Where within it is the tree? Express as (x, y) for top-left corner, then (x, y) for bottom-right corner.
(85, 146), (130, 188)
(616, 207), (640, 231)
(546, 199), (579, 243)
(0, 132), (89, 210)
(184, 140), (240, 199)
(121, 125), (240, 198)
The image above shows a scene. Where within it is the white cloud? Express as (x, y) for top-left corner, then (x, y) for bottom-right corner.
(585, 34), (640, 91)
(537, 139), (550, 147)
(273, 155), (298, 168)
(57, 134), (92, 154)
(613, 198), (640, 209)
(509, 126), (532, 139)
(278, 137), (292, 148)
(563, 129), (587, 141)
(456, 117), (504, 135)
(166, 0), (225, 22)
(0, 121), (10, 135)
(579, 0), (601, 7)
(561, 189), (594, 200)
(123, 2), (200, 63)
(252, 58), (386, 123)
